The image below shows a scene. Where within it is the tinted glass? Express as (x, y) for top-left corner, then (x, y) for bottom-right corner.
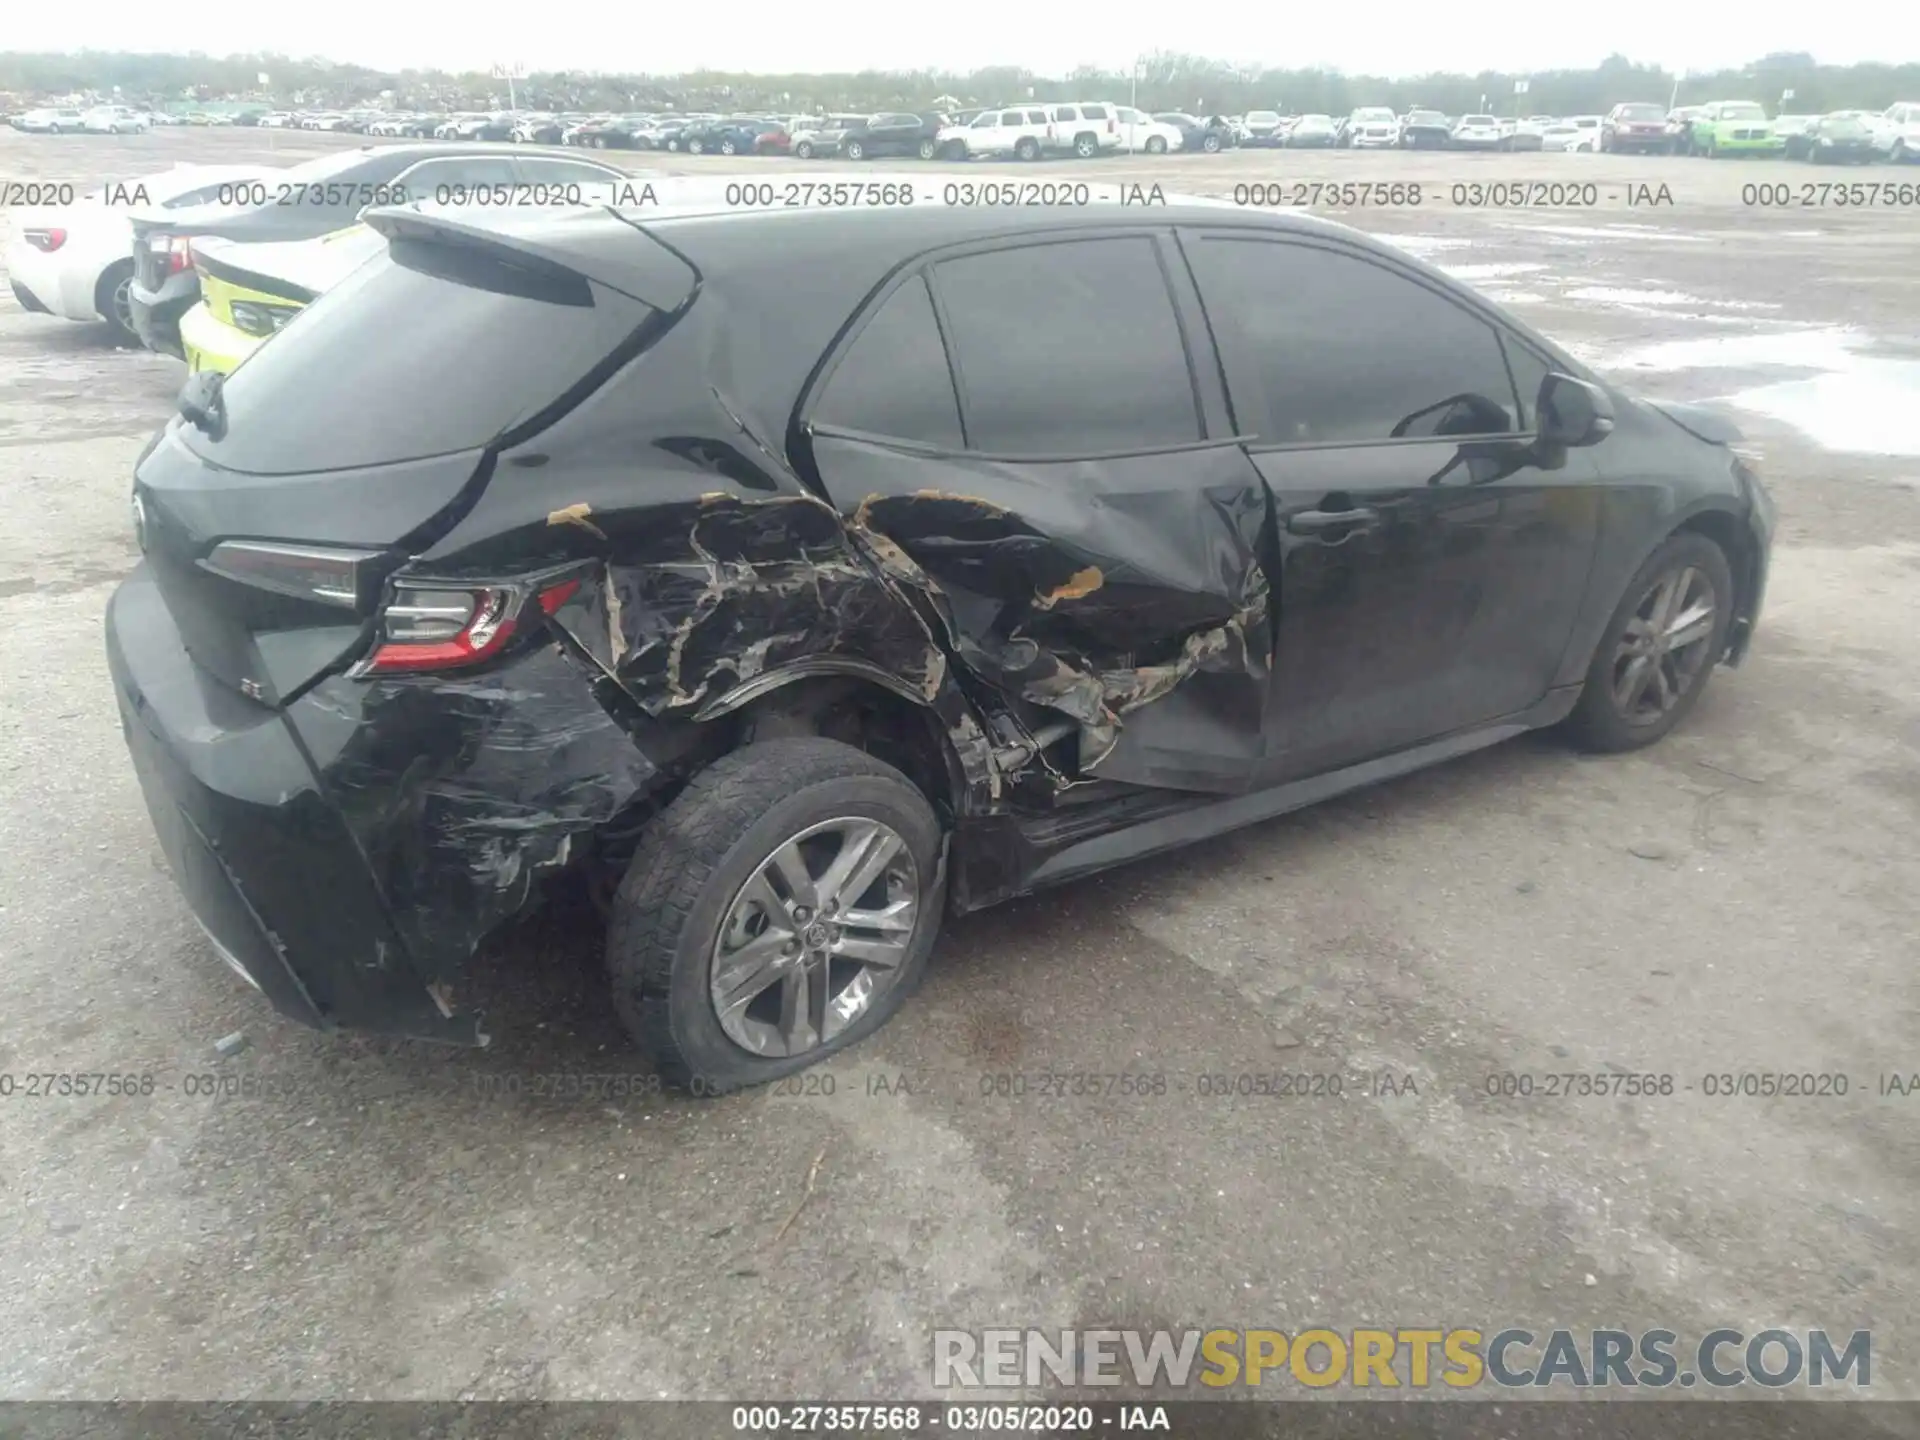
(934, 238), (1200, 454)
(1082, 105), (1108, 119)
(524, 159), (625, 186)
(178, 237), (651, 475)
(1055, 106), (1080, 121)
(814, 276), (963, 448)
(1025, 110), (1048, 124)
(1188, 238), (1521, 445)
(998, 111), (1023, 126)
(396, 156), (520, 200)
(1618, 103), (1664, 119)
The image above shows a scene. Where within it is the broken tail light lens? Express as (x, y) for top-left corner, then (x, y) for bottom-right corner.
(358, 577), (580, 676)
(166, 235), (198, 275)
(25, 228), (67, 252)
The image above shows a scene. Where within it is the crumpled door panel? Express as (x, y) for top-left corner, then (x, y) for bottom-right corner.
(811, 433), (1273, 792)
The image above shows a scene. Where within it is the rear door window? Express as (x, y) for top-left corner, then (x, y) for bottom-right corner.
(813, 276), (962, 448)
(395, 156), (520, 202)
(932, 236), (1201, 455)
(177, 236), (653, 475)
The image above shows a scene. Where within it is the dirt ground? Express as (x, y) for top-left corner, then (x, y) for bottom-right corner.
(2, 128), (1919, 1417)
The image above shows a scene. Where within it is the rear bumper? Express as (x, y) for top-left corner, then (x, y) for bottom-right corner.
(106, 564), (662, 1044)
(5, 240), (99, 321)
(129, 275), (196, 358)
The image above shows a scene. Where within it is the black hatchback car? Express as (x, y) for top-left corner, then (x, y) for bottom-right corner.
(109, 201), (1772, 1091)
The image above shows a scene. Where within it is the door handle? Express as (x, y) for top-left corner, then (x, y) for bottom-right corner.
(1288, 507), (1379, 535)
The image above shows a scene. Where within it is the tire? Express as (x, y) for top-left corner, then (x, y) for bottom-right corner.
(844, 138), (865, 161)
(917, 138), (937, 159)
(94, 260), (137, 345)
(1073, 133), (1098, 159)
(1562, 532), (1734, 753)
(943, 140), (968, 160)
(608, 737), (944, 1093)
(720, 137), (738, 155)
(1201, 132), (1222, 153)
(592, 136), (606, 148)
(795, 140), (814, 159)
(1894, 141), (1909, 163)
(1015, 136), (1041, 161)
(688, 137), (704, 155)
(1144, 134), (1166, 154)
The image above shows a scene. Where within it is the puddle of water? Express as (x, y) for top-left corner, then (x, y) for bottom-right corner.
(1610, 328), (1860, 373)
(1505, 223), (1714, 244)
(1567, 287), (1781, 312)
(1481, 290), (1547, 304)
(1442, 262), (1549, 280)
(1379, 235), (1476, 254)
(1729, 364), (1920, 457)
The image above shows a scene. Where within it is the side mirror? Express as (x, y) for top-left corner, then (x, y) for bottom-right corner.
(1536, 372), (1615, 448)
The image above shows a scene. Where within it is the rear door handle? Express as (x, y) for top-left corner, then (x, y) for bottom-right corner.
(1288, 507), (1379, 535)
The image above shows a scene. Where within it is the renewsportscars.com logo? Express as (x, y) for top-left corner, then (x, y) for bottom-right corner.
(933, 1328), (1871, 1390)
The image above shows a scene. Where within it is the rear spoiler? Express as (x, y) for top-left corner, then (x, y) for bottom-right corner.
(362, 205), (698, 313)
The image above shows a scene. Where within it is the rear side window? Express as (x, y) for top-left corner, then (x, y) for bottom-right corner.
(813, 276), (963, 449)
(1055, 106), (1080, 121)
(1025, 110), (1048, 125)
(178, 236), (653, 475)
(998, 111), (1023, 126)
(1187, 237), (1522, 446)
(1081, 105), (1109, 120)
(933, 237), (1201, 455)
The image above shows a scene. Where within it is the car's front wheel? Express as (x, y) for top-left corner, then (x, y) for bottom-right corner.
(609, 737), (944, 1093)
(795, 140), (815, 159)
(1564, 532), (1733, 753)
(845, 138), (866, 160)
(918, 138), (937, 159)
(1201, 132), (1222, 153)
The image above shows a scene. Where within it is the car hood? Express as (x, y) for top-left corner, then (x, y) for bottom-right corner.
(1645, 398), (1745, 446)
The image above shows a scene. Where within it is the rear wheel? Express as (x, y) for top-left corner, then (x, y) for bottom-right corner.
(1145, 134), (1166, 154)
(795, 139), (815, 159)
(917, 137), (937, 159)
(1563, 533), (1733, 753)
(1201, 132), (1222, 153)
(94, 261), (137, 345)
(845, 138), (866, 160)
(1073, 133), (1098, 158)
(688, 137), (705, 154)
(609, 738), (944, 1094)
(720, 137), (738, 155)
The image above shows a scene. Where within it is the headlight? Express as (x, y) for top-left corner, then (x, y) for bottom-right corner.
(228, 301), (299, 338)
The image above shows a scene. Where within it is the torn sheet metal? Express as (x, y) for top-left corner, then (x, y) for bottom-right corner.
(811, 435), (1274, 793)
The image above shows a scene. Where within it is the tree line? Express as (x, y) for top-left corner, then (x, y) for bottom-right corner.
(4, 49), (1916, 118)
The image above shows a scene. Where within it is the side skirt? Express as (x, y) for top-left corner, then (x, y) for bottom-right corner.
(956, 685), (1582, 910)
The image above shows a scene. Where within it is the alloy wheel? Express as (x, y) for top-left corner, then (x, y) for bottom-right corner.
(110, 275), (135, 336)
(1609, 564), (1717, 724)
(709, 816), (921, 1058)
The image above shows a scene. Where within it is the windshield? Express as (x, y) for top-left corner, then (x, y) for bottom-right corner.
(1246, 111), (1280, 123)
(1719, 103), (1766, 120)
(1354, 108), (1394, 121)
(1461, 115), (1495, 124)
(1618, 103), (1665, 119)
(1409, 111), (1445, 123)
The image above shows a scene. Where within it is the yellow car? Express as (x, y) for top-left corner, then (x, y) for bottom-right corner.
(179, 224), (385, 375)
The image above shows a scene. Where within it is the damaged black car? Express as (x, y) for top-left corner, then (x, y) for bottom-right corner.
(108, 201), (1773, 1091)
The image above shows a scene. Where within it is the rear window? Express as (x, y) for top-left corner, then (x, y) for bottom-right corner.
(178, 236), (653, 475)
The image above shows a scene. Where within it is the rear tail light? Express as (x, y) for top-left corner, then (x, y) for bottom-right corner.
(357, 575), (581, 676)
(200, 540), (384, 608)
(166, 235), (196, 275)
(25, 228), (67, 252)
(227, 300), (299, 337)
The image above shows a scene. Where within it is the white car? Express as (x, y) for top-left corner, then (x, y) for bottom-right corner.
(81, 106), (150, 134)
(933, 105), (1053, 160)
(1042, 102), (1123, 158)
(258, 112), (295, 128)
(1242, 110), (1286, 146)
(1111, 106), (1183, 153)
(1869, 102), (1920, 161)
(1284, 114), (1339, 148)
(1539, 121), (1593, 153)
(12, 107), (87, 134)
(1344, 107), (1401, 148)
(1450, 114), (1504, 150)
(5, 163), (276, 343)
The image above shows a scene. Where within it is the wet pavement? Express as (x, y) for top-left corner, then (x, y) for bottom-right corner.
(2, 129), (1919, 1410)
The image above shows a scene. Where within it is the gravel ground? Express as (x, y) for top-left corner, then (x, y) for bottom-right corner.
(2, 129), (1919, 1418)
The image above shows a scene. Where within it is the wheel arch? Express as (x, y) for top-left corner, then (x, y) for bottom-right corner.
(1669, 503), (1759, 658)
(696, 662), (967, 825)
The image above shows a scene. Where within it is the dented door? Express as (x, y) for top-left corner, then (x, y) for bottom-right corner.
(802, 235), (1273, 794)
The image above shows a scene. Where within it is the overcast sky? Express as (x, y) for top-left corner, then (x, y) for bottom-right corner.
(10, 9), (1915, 79)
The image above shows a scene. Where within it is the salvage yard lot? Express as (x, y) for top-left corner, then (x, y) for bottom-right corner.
(3, 127), (1919, 1406)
